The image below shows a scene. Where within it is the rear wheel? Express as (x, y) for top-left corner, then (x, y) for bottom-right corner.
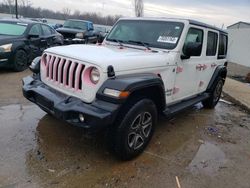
(108, 98), (157, 160)
(13, 50), (28, 72)
(202, 78), (224, 108)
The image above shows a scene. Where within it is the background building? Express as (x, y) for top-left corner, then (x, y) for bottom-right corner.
(227, 22), (250, 78)
(227, 22), (250, 68)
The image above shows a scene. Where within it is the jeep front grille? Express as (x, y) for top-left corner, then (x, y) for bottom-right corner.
(41, 54), (85, 91)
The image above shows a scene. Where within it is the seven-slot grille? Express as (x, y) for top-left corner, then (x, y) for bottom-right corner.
(41, 53), (85, 91)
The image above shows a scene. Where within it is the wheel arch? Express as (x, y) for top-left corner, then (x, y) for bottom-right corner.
(97, 73), (166, 114)
(206, 65), (227, 92)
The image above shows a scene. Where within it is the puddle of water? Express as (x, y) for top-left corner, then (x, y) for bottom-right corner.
(188, 142), (226, 176)
(0, 104), (45, 187)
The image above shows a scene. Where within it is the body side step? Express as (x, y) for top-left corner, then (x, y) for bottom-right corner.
(163, 93), (210, 117)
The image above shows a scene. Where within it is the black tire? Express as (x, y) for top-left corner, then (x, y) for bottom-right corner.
(13, 50), (28, 72)
(202, 78), (224, 109)
(108, 98), (157, 161)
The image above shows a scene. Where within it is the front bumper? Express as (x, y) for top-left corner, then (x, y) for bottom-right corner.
(64, 38), (86, 45)
(0, 52), (12, 68)
(22, 75), (120, 133)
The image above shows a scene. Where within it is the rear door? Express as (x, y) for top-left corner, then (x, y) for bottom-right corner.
(41, 24), (57, 50)
(28, 24), (43, 60)
(197, 30), (219, 92)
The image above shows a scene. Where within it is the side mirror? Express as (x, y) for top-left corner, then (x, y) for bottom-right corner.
(181, 42), (202, 60)
(28, 34), (39, 39)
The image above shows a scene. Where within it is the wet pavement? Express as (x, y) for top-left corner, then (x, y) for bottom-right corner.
(0, 71), (250, 188)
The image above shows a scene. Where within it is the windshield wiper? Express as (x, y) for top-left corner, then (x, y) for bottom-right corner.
(107, 38), (124, 47)
(127, 40), (151, 50)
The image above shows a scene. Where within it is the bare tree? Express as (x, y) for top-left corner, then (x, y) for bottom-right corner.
(20, 0), (32, 7)
(3, 0), (14, 14)
(19, 0), (32, 17)
(134, 0), (144, 17)
(62, 7), (71, 19)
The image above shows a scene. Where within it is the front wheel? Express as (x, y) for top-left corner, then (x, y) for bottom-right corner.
(13, 50), (28, 72)
(202, 78), (224, 108)
(109, 99), (157, 161)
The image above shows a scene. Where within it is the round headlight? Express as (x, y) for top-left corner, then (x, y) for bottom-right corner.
(90, 67), (100, 84)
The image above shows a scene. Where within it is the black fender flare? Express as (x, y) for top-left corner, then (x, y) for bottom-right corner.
(97, 73), (166, 110)
(206, 65), (227, 92)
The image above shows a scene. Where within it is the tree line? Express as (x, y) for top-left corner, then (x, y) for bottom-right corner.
(0, 1), (121, 25)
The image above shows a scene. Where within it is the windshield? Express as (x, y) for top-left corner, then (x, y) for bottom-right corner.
(63, 20), (87, 30)
(95, 26), (106, 33)
(0, 22), (27, 36)
(106, 20), (184, 50)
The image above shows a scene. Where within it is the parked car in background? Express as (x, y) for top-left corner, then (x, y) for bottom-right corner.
(0, 19), (63, 71)
(94, 26), (109, 43)
(56, 19), (98, 44)
(48, 23), (63, 30)
(29, 18), (48, 23)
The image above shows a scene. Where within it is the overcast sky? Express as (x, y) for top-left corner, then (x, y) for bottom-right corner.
(10, 0), (250, 27)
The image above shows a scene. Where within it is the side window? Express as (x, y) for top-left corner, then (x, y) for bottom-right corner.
(218, 34), (228, 59)
(183, 28), (203, 56)
(50, 27), (56, 34)
(29, 24), (42, 36)
(89, 23), (94, 30)
(41, 25), (52, 36)
(206, 31), (218, 56)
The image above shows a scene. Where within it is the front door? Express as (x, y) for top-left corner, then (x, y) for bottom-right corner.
(172, 26), (205, 103)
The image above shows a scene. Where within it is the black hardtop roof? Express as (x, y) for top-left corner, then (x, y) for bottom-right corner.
(188, 19), (227, 34)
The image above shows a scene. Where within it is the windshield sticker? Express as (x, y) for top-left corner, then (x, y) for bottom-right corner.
(157, 36), (178, 44)
(175, 26), (180, 30)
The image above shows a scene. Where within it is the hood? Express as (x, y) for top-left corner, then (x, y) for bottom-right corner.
(56, 27), (85, 34)
(45, 44), (174, 73)
(0, 35), (22, 45)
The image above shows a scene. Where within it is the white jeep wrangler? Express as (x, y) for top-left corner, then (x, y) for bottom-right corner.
(23, 18), (228, 160)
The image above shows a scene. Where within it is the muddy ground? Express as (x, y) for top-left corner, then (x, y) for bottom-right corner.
(0, 70), (250, 188)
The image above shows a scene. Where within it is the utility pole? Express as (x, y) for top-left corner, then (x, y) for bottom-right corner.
(15, 0), (18, 19)
(134, 0), (144, 17)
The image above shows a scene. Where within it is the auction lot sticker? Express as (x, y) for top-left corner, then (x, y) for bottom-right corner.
(157, 36), (178, 44)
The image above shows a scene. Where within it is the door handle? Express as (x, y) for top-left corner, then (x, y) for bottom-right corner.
(202, 64), (207, 70)
(196, 64), (203, 71)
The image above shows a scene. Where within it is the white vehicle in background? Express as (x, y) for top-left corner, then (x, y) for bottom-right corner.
(23, 18), (228, 160)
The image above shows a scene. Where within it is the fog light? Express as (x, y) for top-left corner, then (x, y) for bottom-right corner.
(79, 114), (85, 122)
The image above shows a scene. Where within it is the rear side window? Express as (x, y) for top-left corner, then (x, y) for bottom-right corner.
(206, 31), (218, 56)
(29, 24), (42, 36)
(183, 27), (204, 56)
(218, 34), (228, 59)
(42, 25), (53, 36)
